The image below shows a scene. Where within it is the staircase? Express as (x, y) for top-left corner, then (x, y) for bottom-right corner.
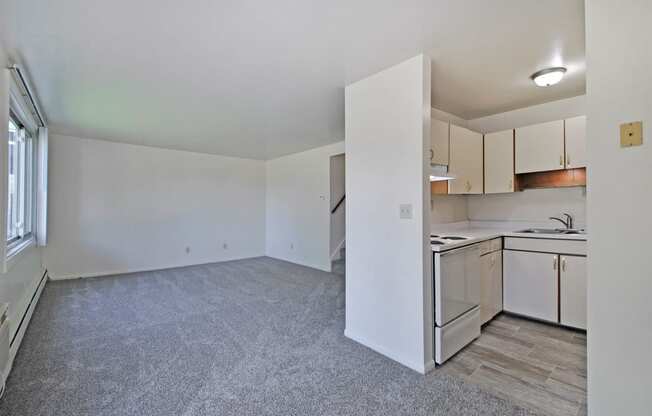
(331, 247), (345, 276)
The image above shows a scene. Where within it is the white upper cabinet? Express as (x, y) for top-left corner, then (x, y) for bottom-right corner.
(448, 125), (483, 194)
(515, 120), (565, 174)
(431, 118), (450, 165)
(484, 129), (514, 193)
(565, 116), (587, 169)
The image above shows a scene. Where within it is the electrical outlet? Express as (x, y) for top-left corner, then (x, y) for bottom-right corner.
(223, 243), (228, 250)
(399, 204), (413, 219)
(290, 243), (294, 250)
(185, 246), (191, 254)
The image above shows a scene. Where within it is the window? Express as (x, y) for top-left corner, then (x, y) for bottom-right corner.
(7, 113), (36, 254)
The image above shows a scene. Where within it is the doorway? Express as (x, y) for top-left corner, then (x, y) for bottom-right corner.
(329, 153), (345, 270)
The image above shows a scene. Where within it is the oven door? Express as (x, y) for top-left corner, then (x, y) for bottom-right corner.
(434, 243), (481, 327)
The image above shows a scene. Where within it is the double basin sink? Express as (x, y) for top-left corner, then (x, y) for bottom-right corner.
(516, 228), (586, 235)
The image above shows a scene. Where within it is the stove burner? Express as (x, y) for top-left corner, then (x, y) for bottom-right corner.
(430, 234), (440, 238)
(441, 236), (468, 241)
(430, 240), (445, 245)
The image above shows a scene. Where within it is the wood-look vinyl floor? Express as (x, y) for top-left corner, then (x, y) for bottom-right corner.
(440, 313), (587, 416)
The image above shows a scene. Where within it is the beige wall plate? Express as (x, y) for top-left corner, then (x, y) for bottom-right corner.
(620, 121), (643, 147)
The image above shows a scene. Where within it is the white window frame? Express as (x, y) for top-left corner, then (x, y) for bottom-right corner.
(5, 94), (37, 264)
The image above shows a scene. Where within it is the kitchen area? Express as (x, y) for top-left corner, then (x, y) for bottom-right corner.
(342, 0), (651, 413)
(429, 108), (588, 415)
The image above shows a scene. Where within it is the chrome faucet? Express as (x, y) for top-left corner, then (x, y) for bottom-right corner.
(549, 213), (574, 230)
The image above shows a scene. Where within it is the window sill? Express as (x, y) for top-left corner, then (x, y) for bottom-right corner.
(5, 237), (36, 272)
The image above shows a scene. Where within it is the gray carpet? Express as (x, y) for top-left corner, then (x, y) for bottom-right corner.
(0, 257), (537, 415)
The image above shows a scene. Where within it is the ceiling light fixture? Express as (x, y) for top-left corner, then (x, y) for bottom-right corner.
(531, 67), (567, 87)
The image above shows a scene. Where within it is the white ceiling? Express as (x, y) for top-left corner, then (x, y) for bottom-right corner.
(0, 0), (585, 160)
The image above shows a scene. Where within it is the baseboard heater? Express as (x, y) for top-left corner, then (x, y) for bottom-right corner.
(9, 270), (47, 349)
(1, 270), (47, 396)
(0, 303), (9, 380)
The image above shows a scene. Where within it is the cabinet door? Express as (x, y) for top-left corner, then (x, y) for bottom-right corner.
(560, 255), (587, 330)
(448, 124), (483, 194)
(565, 116), (586, 169)
(431, 118), (450, 165)
(492, 252), (503, 318)
(480, 251), (503, 324)
(480, 254), (493, 324)
(515, 120), (565, 174)
(503, 250), (559, 322)
(484, 130), (514, 193)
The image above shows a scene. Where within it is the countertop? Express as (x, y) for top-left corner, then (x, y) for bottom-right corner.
(431, 221), (587, 252)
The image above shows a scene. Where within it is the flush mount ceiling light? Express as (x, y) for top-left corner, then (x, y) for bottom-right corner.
(531, 67), (567, 87)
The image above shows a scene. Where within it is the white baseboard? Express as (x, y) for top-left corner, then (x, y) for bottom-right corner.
(4, 270), (47, 386)
(423, 359), (436, 374)
(48, 255), (266, 280)
(264, 254), (331, 273)
(344, 328), (430, 374)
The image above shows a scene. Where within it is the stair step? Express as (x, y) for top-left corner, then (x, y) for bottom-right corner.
(331, 259), (345, 276)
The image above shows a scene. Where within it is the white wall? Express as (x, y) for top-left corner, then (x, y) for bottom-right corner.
(265, 141), (344, 272)
(467, 187), (586, 227)
(345, 55), (432, 373)
(586, 2), (652, 414)
(0, 43), (46, 383)
(430, 195), (467, 225)
(44, 134), (266, 279)
(329, 153), (345, 258)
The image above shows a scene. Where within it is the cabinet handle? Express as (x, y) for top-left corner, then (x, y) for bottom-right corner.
(567, 154), (571, 166)
(559, 155), (564, 166)
(465, 181), (472, 192)
(553, 257), (558, 271)
(430, 149), (434, 161)
(561, 257), (566, 272)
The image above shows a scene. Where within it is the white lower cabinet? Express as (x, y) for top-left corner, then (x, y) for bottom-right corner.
(560, 255), (587, 330)
(503, 250), (559, 323)
(491, 253), (503, 320)
(480, 251), (503, 324)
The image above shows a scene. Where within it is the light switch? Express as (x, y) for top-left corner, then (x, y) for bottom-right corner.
(399, 204), (413, 219)
(620, 121), (643, 147)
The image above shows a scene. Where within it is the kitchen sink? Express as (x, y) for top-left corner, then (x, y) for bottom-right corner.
(516, 228), (586, 235)
(516, 228), (566, 234)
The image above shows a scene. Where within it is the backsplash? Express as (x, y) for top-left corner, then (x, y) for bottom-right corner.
(432, 187), (587, 228)
(431, 194), (468, 225)
(467, 187), (586, 226)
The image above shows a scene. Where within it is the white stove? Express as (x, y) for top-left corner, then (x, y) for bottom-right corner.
(431, 235), (481, 364)
(430, 235), (469, 247)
